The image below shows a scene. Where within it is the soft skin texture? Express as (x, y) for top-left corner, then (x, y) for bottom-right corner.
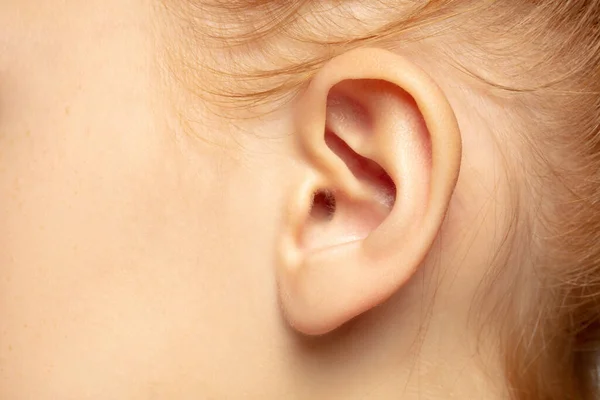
(1, 0), (510, 399)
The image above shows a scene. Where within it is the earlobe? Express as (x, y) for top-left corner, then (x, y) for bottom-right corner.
(277, 48), (462, 336)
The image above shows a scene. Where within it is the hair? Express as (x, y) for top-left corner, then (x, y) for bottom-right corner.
(156, 1), (600, 398)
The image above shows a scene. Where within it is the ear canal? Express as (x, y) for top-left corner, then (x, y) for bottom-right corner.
(277, 48), (462, 336)
(309, 189), (336, 222)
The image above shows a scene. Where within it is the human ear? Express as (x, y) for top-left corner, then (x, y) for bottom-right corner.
(276, 48), (462, 336)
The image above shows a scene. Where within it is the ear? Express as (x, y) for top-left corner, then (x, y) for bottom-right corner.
(277, 48), (462, 336)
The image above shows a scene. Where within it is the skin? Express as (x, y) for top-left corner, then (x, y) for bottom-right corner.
(1, 0), (513, 398)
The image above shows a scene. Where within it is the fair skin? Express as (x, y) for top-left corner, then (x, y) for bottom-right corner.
(1, 1), (513, 399)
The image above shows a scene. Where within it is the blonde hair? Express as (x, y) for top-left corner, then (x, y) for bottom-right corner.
(157, 1), (600, 398)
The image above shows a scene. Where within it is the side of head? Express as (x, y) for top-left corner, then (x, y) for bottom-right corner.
(158, 1), (600, 398)
(1, 0), (598, 399)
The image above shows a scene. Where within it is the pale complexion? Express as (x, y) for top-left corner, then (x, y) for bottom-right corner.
(1, 0), (512, 398)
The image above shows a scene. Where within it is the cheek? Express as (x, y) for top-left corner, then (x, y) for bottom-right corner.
(0, 110), (177, 396)
(0, 118), (284, 397)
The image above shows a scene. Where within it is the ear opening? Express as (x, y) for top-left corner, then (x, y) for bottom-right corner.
(309, 189), (336, 222)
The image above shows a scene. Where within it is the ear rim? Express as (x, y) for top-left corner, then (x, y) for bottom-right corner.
(277, 47), (462, 336)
